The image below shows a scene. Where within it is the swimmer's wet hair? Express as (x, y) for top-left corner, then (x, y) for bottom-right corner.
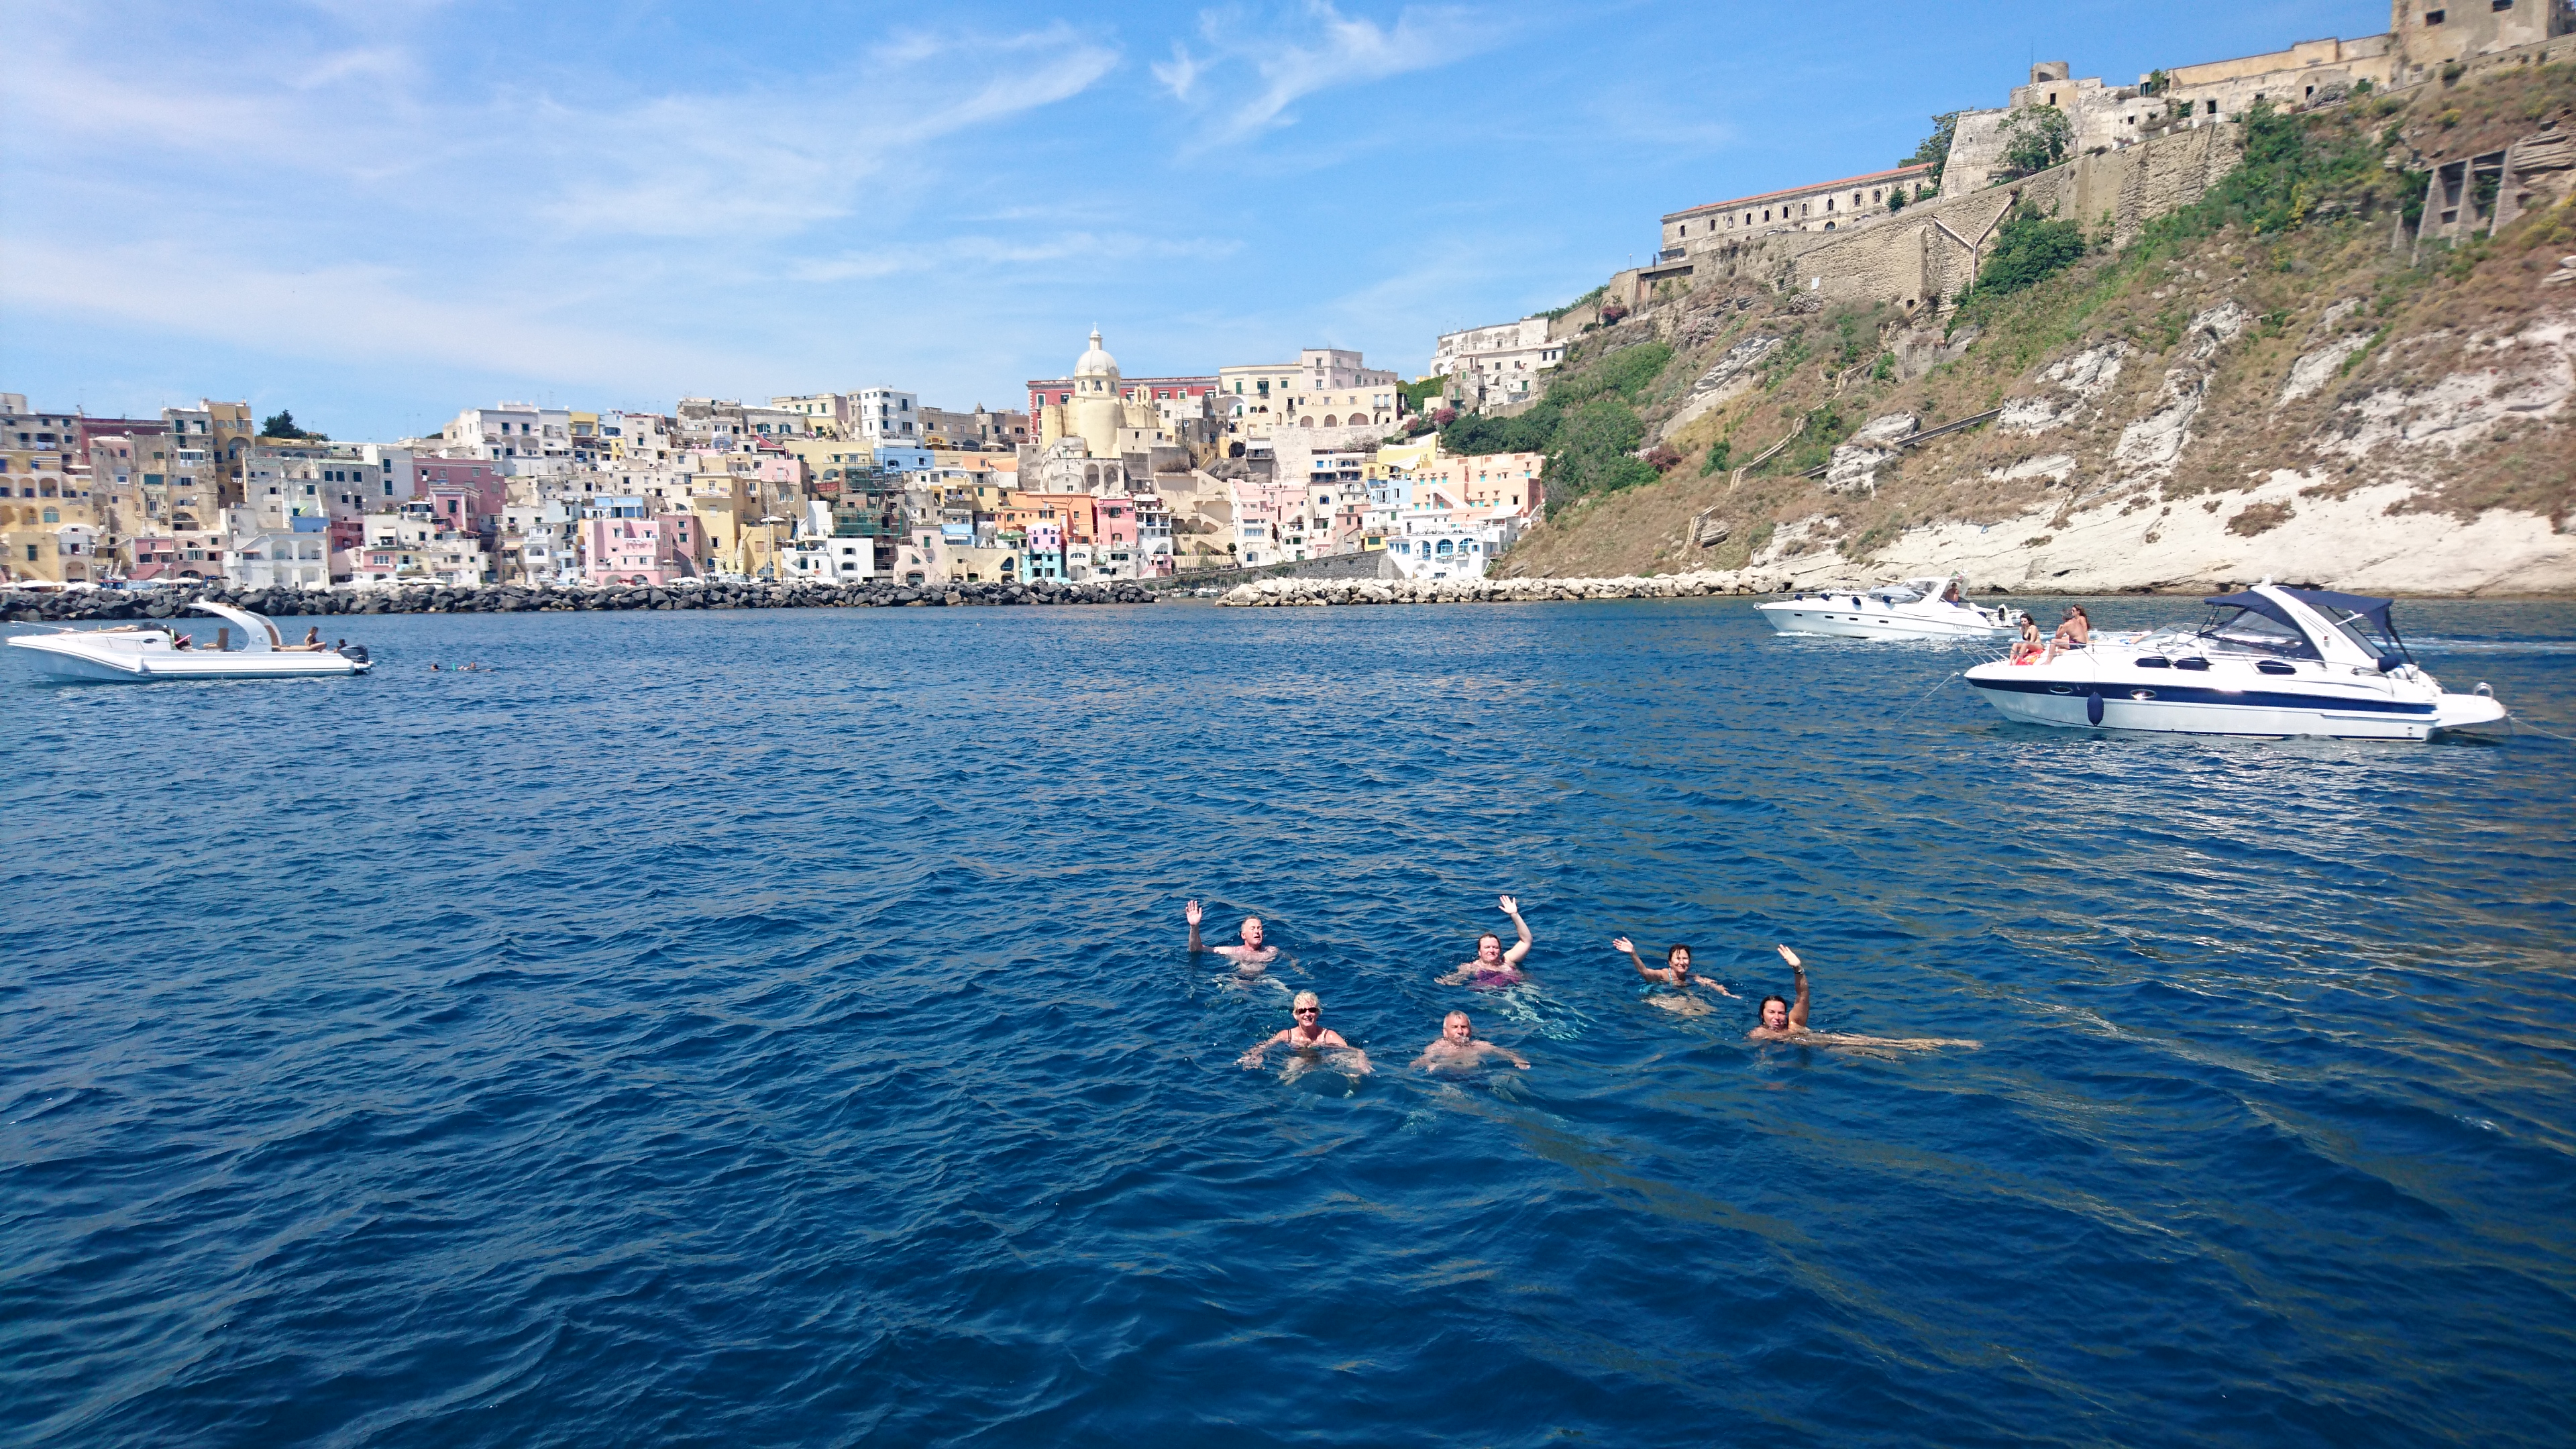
(1292, 990), (1321, 1011)
(1444, 1010), (1470, 1024)
(1760, 995), (1790, 1015)
(1477, 931), (1501, 948)
(1666, 944), (1693, 965)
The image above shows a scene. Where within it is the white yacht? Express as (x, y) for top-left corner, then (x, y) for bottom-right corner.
(1757, 575), (2026, 641)
(6, 601), (372, 682)
(1963, 582), (2505, 739)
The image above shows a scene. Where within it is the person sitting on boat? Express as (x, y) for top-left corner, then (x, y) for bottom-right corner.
(1941, 579), (1965, 604)
(1748, 946), (1979, 1050)
(1240, 991), (1369, 1076)
(2010, 615), (2045, 663)
(1413, 1012), (1529, 1071)
(1611, 936), (1738, 1010)
(171, 633), (193, 651)
(1186, 899), (1277, 969)
(2043, 605), (2091, 661)
(1436, 895), (1534, 987)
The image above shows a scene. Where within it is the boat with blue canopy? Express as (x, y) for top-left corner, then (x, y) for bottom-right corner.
(1961, 581), (2506, 739)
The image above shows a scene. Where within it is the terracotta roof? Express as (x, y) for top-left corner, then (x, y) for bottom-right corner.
(1664, 164), (1935, 223)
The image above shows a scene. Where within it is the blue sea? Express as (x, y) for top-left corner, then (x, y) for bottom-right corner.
(5, 596), (2573, 1448)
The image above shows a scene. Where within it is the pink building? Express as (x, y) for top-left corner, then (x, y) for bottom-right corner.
(415, 459), (506, 534)
(127, 537), (180, 580)
(582, 513), (700, 586)
(1024, 373), (1219, 416)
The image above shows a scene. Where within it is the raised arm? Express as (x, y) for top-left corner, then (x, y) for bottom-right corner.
(1611, 935), (1662, 981)
(1499, 895), (1533, 966)
(1779, 945), (1810, 1029)
(1186, 899), (1205, 953)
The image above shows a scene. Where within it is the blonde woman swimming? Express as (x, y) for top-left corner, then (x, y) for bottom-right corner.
(1240, 991), (1371, 1077)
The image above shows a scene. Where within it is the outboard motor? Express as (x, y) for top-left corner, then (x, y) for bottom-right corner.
(341, 643), (370, 665)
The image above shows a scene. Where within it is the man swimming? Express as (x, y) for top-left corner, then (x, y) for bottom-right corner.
(1186, 899), (1277, 969)
(1240, 990), (1370, 1077)
(1748, 946), (1980, 1049)
(1611, 934), (1739, 1012)
(1436, 895), (1534, 986)
(1411, 1011), (1529, 1071)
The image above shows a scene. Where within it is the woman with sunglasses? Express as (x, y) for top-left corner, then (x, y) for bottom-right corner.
(1239, 991), (1371, 1077)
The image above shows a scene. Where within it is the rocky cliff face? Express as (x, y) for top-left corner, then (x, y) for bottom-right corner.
(1501, 63), (2576, 596)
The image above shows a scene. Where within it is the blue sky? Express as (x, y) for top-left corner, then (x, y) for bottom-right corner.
(0, 0), (2385, 441)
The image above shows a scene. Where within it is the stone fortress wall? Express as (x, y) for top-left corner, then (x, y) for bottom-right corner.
(1548, 2), (2576, 340)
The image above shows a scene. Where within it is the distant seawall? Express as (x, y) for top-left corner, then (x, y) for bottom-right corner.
(1, 577), (1157, 623)
(1220, 568), (1797, 606)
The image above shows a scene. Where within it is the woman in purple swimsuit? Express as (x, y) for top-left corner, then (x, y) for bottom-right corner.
(1436, 895), (1534, 987)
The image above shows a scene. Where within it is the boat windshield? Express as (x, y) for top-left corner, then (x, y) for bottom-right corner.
(2195, 605), (2319, 659)
(1874, 585), (1925, 603)
(2310, 602), (2411, 665)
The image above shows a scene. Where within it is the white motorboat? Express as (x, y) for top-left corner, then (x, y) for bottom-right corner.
(5, 602), (372, 682)
(1963, 582), (2505, 740)
(1756, 574), (2027, 640)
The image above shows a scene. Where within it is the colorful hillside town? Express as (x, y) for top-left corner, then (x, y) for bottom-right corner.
(0, 328), (1538, 592)
(16, 6), (2536, 595)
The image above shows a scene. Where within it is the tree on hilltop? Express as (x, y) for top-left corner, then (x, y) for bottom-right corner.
(261, 409), (327, 441)
(1998, 106), (2073, 179)
(1905, 111), (1961, 186)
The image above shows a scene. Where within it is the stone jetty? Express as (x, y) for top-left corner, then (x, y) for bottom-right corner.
(1218, 568), (1795, 606)
(1, 577), (1155, 623)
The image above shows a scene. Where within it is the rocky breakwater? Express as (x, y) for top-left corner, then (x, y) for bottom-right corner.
(1218, 568), (1794, 606)
(2, 577), (1156, 623)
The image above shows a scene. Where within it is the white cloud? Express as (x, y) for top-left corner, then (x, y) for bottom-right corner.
(1163, 1), (1501, 143)
(0, 238), (766, 394)
(1153, 42), (1203, 100)
(786, 232), (1243, 284)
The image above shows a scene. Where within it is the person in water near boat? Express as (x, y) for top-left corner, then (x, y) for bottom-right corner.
(1611, 936), (1738, 1012)
(1240, 990), (1368, 1075)
(2008, 614), (2045, 665)
(1747, 946), (1980, 1050)
(1411, 1011), (1529, 1071)
(1186, 899), (1277, 968)
(1436, 895), (1534, 986)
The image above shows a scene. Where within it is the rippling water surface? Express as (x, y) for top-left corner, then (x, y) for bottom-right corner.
(5, 596), (2574, 1447)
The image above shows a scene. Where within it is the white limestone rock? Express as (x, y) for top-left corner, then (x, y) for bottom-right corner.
(1823, 413), (1918, 495)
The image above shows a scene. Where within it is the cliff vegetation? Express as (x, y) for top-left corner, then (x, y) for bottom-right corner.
(1476, 60), (2576, 593)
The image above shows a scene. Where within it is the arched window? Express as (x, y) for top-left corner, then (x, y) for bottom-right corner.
(1300, 416), (1314, 427)
(42, 506), (60, 523)
(1322, 415), (1338, 427)
(1436, 539), (1454, 555)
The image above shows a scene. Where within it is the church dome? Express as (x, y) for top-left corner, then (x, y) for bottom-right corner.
(1073, 327), (1119, 379)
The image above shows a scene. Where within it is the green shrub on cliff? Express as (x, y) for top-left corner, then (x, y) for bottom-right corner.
(1441, 339), (1676, 512)
(1976, 211), (2086, 296)
(1442, 405), (1558, 455)
(2147, 100), (2414, 243)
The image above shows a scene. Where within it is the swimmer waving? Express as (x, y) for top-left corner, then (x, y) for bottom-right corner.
(1436, 895), (1534, 987)
(1612, 934), (1737, 1015)
(1748, 946), (1979, 1051)
(1187, 899), (1277, 971)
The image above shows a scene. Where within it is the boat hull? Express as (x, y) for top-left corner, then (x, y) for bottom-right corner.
(1756, 601), (2012, 641)
(7, 635), (366, 682)
(1966, 671), (2503, 740)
